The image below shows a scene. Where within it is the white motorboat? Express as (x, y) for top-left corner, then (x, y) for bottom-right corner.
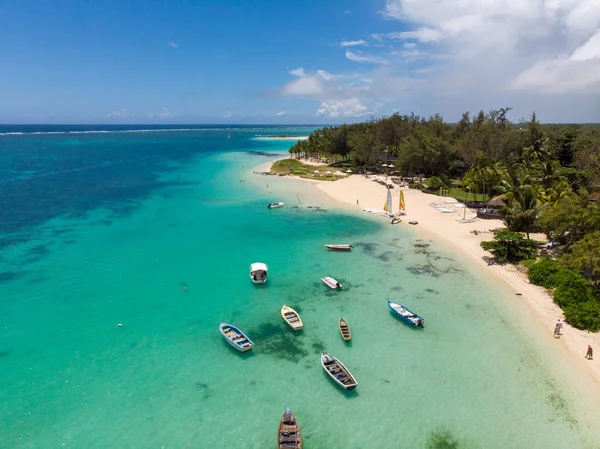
(219, 323), (254, 352)
(321, 276), (342, 290)
(250, 262), (268, 284)
(268, 202), (284, 209)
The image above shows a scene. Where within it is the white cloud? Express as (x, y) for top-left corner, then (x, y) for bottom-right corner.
(289, 67), (306, 77)
(107, 108), (133, 118)
(168, 42), (178, 48)
(276, 0), (600, 122)
(345, 50), (389, 65)
(222, 111), (233, 118)
(345, 9), (351, 14)
(316, 98), (368, 117)
(385, 28), (443, 43)
(276, 111), (285, 116)
(341, 39), (367, 47)
(281, 75), (326, 97)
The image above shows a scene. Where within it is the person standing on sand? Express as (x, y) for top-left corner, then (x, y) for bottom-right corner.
(586, 345), (593, 359)
(555, 319), (563, 335)
(356, 199), (359, 206)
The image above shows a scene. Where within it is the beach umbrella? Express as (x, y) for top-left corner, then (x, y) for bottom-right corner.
(314, 170), (320, 173)
(388, 164), (395, 168)
(346, 169), (352, 173)
(325, 170), (332, 176)
(382, 164), (388, 167)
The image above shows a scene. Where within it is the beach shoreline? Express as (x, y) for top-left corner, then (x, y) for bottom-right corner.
(257, 161), (600, 391)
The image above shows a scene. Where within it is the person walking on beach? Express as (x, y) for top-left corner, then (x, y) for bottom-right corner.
(586, 345), (593, 359)
(555, 319), (563, 336)
(356, 199), (359, 206)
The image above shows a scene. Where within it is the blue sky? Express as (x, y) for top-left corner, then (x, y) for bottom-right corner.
(1, 0), (599, 124)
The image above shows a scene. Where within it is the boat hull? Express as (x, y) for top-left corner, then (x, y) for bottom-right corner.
(325, 244), (351, 251)
(277, 408), (302, 449)
(388, 301), (424, 328)
(219, 323), (254, 352)
(281, 305), (303, 330)
(321, 352), (357, 390)
(321, 277), (342, 290)
(339, 318), (351, 342)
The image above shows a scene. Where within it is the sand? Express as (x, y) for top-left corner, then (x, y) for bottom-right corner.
(261, 164), (600, 388)
(319, 175), (600, 384)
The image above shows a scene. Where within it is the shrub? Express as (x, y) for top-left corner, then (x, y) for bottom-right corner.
(480, 229), (538, 263)
(564, 300), (600, 332)
(426, 176), (444, 191)
(528, 259), (559, 287)
(520, 259), (537, 268)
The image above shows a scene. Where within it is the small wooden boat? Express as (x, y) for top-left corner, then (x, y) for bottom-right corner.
(320, 352), (357, 390)
(250, 262), (268, 284)
(390, 216), (402, 224)
(321, 276), (342, 290)
(388, 301), (424, 328)
(277, 408), (302, 449)
(268, 202), (284, 209)
(408, 221), (418, 225)
(219, 323), (254, 352)
(339, 318), (351, 342)
(281, 305), (303, 330)
(325, 244), (352, 251)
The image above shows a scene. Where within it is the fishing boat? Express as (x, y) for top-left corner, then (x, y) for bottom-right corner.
(408, 221), (418, 225)
(388, 300), (424, 328)
(277, 408), (302, 449)
(321, 276), (342, 290)
(320, 352), (357, 390)
(390, 216), (402, 224)
(281, 305), (303, 330)
(325, 244), (352, 251)
(339, 318), (351, 342)
(219, 323), (254, 352)
(268, 202), (284, 209)
(250, 262), (268, 284)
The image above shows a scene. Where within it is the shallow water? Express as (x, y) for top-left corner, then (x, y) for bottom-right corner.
(0, 127), (598, 448)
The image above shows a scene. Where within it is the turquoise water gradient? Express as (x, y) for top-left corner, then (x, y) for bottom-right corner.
(1, 129), (599, 448)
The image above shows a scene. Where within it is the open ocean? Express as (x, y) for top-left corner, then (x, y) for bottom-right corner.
(1, 125), (598, 448)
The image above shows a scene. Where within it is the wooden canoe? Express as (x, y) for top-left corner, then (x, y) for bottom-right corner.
(339, 318), (351, 342)
(325, 244), (352, 251)
(219, 323), (254, 352)
(281, 305), (303, 331)
(320, 352), (357, 390)
(277, 408), (302, 449)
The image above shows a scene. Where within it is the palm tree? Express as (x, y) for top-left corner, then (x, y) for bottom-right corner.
(501, 184), (543, 238)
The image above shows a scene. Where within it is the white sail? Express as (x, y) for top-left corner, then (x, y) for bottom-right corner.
(385, 189), (392, 215)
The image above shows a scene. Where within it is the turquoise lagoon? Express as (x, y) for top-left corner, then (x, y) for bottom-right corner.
(0, 127), (598, 448)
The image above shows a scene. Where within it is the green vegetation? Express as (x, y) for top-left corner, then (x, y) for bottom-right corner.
(528, 259), (600, 331)
(290, 109), (600, 330)
(480, 229), (538, 263)
(270, 159), (336, 181)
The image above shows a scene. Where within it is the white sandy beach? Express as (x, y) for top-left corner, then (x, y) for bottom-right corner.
(256, 160), (600, 391)
(318, 175), (600, 385)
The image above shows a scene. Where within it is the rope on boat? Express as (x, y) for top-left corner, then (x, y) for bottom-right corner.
(352, 367), (391, 384)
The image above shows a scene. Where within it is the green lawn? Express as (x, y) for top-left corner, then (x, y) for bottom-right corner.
(270, 159), (338, 181)
(423, 186), (489, 202)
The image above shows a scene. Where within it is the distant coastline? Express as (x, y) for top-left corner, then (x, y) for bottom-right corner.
(253, 135), (309, 141)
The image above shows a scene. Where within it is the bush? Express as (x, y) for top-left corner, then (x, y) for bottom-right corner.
(528, 259), (559, 287)
(564, 300), (600, 332)
(520, 259), (537, 268)
(426, 176), (444, 191)
(480, 229), (538, 263)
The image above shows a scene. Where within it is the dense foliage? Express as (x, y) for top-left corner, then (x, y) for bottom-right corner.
(528, 259), (600, 331)
(480, 230), (538, 263)
(293, 108), (600, 331)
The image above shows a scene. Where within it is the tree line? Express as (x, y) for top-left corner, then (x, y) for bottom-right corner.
(291, 110), (600, 330)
